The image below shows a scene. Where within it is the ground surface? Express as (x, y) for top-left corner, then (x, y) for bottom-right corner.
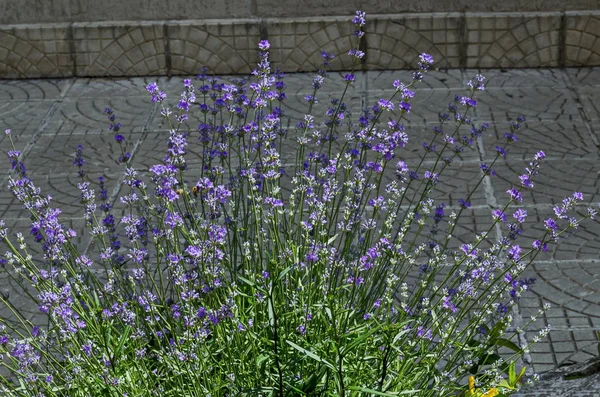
(0, 68), (599, 395)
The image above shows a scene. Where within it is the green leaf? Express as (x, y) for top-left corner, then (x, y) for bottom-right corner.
(327, 233), (339, 245)
(516, 366), (527, 384)
(494, 338), (521, 353)
(277, 264), (294, 281)
(114, 325), (131, 359)
(300, 366), (327, 393)
(285, 340), (336, 370)
(508, 362), (516, 384)
(346, 386), (421, 396)
(392, 327), (413, 344)
(478, 353), (502, 366)
(238, 275), (255, 286)
(341, 323), (382, 356)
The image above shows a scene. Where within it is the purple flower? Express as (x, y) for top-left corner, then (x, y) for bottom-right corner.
(532, 240), (548, 251)
(544, 218), (558, 231)
(513, 208), (528, 223)
(519, 174), (534, 188)
(378, 99), (394, 111)
(348, 49), (365, 59)
(352, 10), (366, 26)
(442, 296), (457, 313)
(480, 163), (495, 176)
(496, 146), (507, 158)
(146, 82), (167, 103)
(507, 245), (522, 261)
(504, 132), (518, 142)
(492, 209), (507, 222)
(419, 53), (434, 66)
(73, 145), (85, 178)
(506, 188), (523, 202)
(399, 101), (411, 113)
(258, 40), (270, 51)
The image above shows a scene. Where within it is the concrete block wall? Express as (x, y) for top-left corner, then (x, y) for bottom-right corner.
(2, 9), (600, 78)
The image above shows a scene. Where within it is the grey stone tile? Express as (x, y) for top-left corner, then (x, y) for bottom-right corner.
(490, 158), (600, 205)
(365, 14), (462, 70)
(565, 12), (600, 67)
(574, 91), (600, 121)
(66, 76), (168, 98)
(565, 67), (600, 86)
(465, 13), (561, 69)
(0, 24), (73, 79)
(274, 71), (357, 95)
(168, 21), (260, 75)
(267, 18), (356, 73)
(480, 120), (599, 162)
(479, 69), (568, 89)
(0, 100), (54, 137)
(42, 96), (153, 135)
(22, 132), (144, 175)
(0, 79), (69, 101)
(73, 23), (167, 77)
(474, 88), (582, 123)
(367, 69), (466, 90)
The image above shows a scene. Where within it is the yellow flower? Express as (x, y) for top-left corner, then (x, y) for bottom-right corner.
(468, 376), (476, 393)
(481, 388), (499, 397)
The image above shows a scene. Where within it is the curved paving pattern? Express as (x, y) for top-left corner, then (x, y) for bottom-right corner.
(0, 25), (72, 78)
(0, 69), (599, 381)
(5, 11), (600, 78)
(367, 15), (460, 70)
(73, 23), (167, 76)
(169, 22), (261, 75)
(565, 12), (600, 67)
(466, 13), (561, 68)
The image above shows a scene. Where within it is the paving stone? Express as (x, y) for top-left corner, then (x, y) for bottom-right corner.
(0, 79), (70, 101)
(565, 11), (600, 67)
(565, 66), (600, 86)
(465, 13), (561, 69)
(67, 76), (168, 98)
(23, 132), (145, 175)
(73, 23), (167, 77)
(491, 158), (600, 205)
(574, 90), (600, 122)
(42, 96), (154, 135)
(368, 69), (466, 90)
(168, 21), (260, 75)
(480, 120), (598, 162)
(365, 14), (462, 70)
(0, 24), (73, 79)
(474, 88), (583, 123)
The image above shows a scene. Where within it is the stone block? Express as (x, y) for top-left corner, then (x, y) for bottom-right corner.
(267, 18), (354, 73)
(363, 13), (461, 70)
(565, 12), (600, 66)
(466, 13), (561, 68)
(168, 20), (260, 75)
(73, 22), (168, 76)
(0, 24), (72, 78)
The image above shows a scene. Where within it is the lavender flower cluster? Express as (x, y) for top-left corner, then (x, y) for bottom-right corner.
(0, 10), (597, 397)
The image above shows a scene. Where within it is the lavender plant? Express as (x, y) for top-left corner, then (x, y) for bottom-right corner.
(0, 10), (596, 397)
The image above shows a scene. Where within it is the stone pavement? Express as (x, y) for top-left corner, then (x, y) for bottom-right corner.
(1, 68), (600, 394)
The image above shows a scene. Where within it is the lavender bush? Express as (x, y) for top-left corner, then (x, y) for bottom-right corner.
(0, 10), (596, 397)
